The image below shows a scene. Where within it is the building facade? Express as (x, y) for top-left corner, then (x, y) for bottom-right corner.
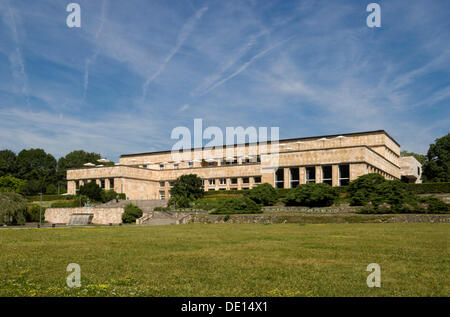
(67, 130), (418, 200)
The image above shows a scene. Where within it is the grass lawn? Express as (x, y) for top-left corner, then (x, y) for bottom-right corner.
(0, 223), (448, 297)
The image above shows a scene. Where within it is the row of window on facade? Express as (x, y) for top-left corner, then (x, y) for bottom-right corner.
(140, 156), (262, 170)
(274, 164), (350, 188)
(159, 176), (262, 188)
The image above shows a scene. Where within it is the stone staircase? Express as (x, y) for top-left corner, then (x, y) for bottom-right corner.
(137, 211), (178, 225)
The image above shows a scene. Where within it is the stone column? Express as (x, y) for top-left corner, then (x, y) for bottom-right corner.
(283, 168), (290, 188)
(332, 165), (339, 187)
(315, 166), (322, 183)
(261, 168), (275, 187)
(105, 179), (110, 190)
(237, 177), (242, 190)
(299, 167), (306, 184)
(67, 181), (76, 195)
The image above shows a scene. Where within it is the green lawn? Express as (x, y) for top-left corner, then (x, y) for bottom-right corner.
(0, 223), (448, 297)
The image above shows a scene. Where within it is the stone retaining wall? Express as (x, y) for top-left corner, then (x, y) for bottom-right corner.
(187, 213), (450, 224)
(45, 207), (124, 224)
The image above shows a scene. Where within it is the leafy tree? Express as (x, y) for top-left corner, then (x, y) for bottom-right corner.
(0, 175), (26, 193)
(169, 174), (204, 206)
(245, 183), (278, 206)
(101, 189), (120, 203)
(212, 196), (262, 214)
(0, 150), (17, 177)
(45, 184), (57, 194)
(422, 133), (450, 182)
(16, 149), (57, 194)
(19, 179), (44, 196)
(0, 192), (28, 225)
(56, 150), (105, 183)
(122, 204), (143, 223)
(168, 194), (192, 208)
(26, 204), (46, 222)
(400, 150), (427, 165)
(284, 183), (337, 207)
(347, 173), (386, 206)
(78, 181), (103, 202)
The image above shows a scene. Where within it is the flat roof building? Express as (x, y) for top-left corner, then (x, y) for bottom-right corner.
(66, 130), (420, 200)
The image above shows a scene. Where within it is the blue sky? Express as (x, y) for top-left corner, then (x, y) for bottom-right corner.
(0, 0), (449, 162)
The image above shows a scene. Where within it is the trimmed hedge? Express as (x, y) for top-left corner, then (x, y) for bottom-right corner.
(406, 182), (450, 194)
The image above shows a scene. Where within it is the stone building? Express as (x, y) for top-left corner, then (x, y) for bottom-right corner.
(399, 156), (423, 183)
(66, 130), (420, 200)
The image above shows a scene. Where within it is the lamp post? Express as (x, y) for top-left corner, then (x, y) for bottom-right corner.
(39, 192), (42, 228)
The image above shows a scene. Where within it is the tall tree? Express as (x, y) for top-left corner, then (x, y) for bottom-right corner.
(16, 149), (57, 193)
(422, 133), (450, 182)
(0, 150), (18, 177)
(56, 150), (103, 183)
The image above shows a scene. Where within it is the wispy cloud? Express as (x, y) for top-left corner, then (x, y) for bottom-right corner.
(2, 0), (29, 105)
(196, 36), (294, 96)
(83, 0), (108, 99)
(141, 6), (208, 100)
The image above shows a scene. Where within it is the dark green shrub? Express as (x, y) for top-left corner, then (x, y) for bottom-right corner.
(0, 192), (28, 225)
(419, 197), (450, 213)
(168, 195), (192, 208)
(284, 183), (337, 207)
(45, 184), (57, 194)
(211, 197), (262, 214)
(370, 181), (415, 210)
(356, 180), (450, 214)
(78, 182), (102, 202)
(348, 173), (386, 206)
(118, 193), (126, 200)
(121, 204), (143, 223)
(245, 183), (278, 206)
(101, 189), (120, 203)
(26, 204), (45, 222)
(275, 188), (291, 200)
(153, 206), (172, 211)
(407, 182), (450, 194)
(204, 189), (249, 197)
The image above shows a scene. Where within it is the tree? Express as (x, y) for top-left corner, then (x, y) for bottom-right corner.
(0, 150), (17, 177)
(0, 192), (27, 225)
(245, 183), (278, 206)
(0, 175), (26, 193)
(169, 174), (204, 206)
(78, 181), (103, 202)
(16, 149), (57, 194)
(422, 133), (450, 182)
(56, 150), (103, 184)
(400, 150), (426, 165)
